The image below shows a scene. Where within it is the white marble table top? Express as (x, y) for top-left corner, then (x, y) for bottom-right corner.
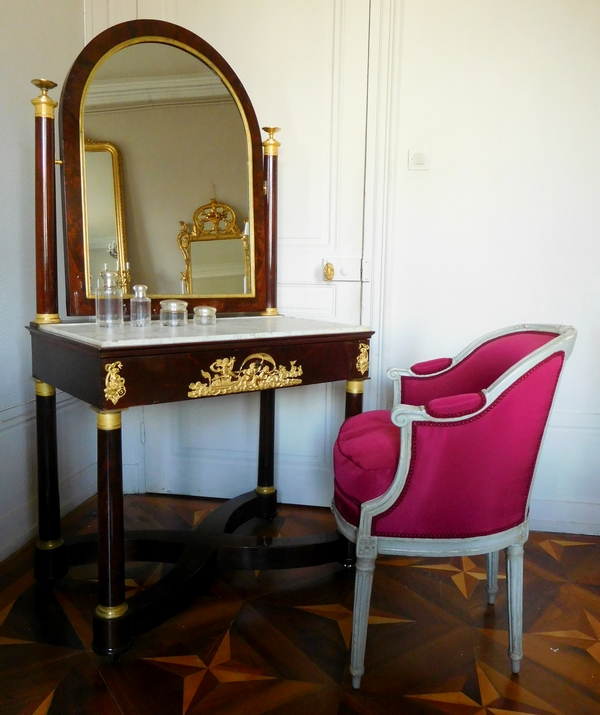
(39, 315), (371, 349)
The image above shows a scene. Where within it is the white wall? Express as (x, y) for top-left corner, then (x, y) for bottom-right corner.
(0, 1), (98, 561)
(368, 0), (600, 533)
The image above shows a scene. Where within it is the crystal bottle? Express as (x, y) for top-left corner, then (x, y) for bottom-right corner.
(130, 284), (151, 327)
(96, 270), (124, 327)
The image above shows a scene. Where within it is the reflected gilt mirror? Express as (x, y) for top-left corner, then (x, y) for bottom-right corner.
(178, 197), (250, 295)
(60, 20), (268, 316)
(84, 139), (128, 292)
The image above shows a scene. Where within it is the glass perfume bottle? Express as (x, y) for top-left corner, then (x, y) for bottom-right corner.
(96, 270), (124, 327)
(130, 284), (151, 327)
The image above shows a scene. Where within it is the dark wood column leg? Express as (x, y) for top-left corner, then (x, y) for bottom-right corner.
(92, 410), (132, 657)
(34, 381), (68, 581)
(345, 380), (365, 419)
(255, 390), (277, 519)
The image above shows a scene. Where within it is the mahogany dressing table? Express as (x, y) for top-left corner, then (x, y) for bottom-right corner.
(29, 20), (372, 658)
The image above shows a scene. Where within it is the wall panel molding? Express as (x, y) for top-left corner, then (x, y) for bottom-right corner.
(84, 0), (177, 42)
(361, 0), (405, 412)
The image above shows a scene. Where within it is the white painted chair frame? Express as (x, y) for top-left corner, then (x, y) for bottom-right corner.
(333, 324), (577, 689)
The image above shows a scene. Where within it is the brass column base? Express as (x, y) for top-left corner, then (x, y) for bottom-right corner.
(92, 608), (132, 657)
(255, 487), (278, 520)
(34, 540), (68, 581)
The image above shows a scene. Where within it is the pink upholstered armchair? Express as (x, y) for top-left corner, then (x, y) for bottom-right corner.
(333, 324), (577, 688)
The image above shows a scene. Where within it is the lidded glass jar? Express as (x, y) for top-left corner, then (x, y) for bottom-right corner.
(96, 270), (124, 327)
(130, 284), (151, 327)
(193, 305), (217, 326)
(160, 299), (188, 327)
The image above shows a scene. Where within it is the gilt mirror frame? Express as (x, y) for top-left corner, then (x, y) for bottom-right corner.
(83, 138), (129, 293)
(60, 19), (268, 316)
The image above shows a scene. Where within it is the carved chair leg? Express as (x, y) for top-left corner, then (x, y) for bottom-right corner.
(506, 542), (524, 673)
(486, 551), (500, 605)
(350, 553), (376, 689)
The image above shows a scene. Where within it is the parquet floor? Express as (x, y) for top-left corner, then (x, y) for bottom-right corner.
(2, 495), (600, 714)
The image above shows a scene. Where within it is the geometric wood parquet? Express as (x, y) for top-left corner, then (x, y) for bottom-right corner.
(1, 494), (600, 714)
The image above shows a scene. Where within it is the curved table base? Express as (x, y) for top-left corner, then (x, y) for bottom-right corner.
(57, 491), (353, 655)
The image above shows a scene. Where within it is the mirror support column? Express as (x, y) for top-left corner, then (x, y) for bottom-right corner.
(92, 409), (132, 657)
(262, 127), (280, 316)
(31, 80), (60, 326)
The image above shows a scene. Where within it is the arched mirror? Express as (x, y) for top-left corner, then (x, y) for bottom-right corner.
(60, 20), (268, 316)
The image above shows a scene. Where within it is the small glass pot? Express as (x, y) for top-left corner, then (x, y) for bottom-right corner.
(160, 299), (188, 327)
(193, 305), (217, 326)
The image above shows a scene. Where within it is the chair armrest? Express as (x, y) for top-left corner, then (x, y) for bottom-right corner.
(390, 393), (487, 426)
(410, 357), (453, 375)
(387, 358), (454, 406)
(390, 403), (426, 427)
(424, 392), (485, 418)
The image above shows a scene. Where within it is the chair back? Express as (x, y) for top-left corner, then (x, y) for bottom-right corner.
(370, 326), (576, 539)
(400, 329), (557, 406)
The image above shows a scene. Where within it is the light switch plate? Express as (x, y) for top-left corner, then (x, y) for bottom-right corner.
(408, 147), (430, 170)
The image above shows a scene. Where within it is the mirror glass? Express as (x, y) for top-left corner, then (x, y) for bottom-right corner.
(82, 42), (252, 298)
(84, 140), (128, 291)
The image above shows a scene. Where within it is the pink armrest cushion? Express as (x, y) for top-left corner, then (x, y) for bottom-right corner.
(410, 357), (452, 375)
(425, 392), (485, 418)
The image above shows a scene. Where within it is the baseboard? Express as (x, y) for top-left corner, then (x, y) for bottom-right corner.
(0, 462), (97, 563)
(0, 395), (97, 563)
(529, 498), (600, 536)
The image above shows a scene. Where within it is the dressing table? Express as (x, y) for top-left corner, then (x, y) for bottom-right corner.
(29, 19), (372, 658)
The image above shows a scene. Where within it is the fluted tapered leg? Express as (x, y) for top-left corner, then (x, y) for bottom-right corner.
(350, 554), (376, 688)
(506, 542), (524, 673)
(486, 550), (499, 605)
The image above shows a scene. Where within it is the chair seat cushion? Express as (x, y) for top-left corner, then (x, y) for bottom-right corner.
(333, 410), (399, 526)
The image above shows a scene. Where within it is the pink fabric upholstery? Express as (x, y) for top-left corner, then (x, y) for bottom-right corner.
(334, 411), (399, 526)
(425, 392), (485, 418)
(333, 338), (565, 538)
(401, 331), (556, 406)
(410, 357), (452, 375)
(374, 354), (563, 538)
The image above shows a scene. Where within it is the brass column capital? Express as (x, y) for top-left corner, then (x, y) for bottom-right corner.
(34, 380), (56, 397)
(94, 409), (123, 431)
(346, 380), (365, 395)
(262, 127), (281, 156)
(31, 79), (58, 119)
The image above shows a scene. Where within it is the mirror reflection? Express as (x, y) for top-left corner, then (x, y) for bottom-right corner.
(84, 139), (129, 292)
(178, 198), (250, 295)
(82, 42), (251, 298)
